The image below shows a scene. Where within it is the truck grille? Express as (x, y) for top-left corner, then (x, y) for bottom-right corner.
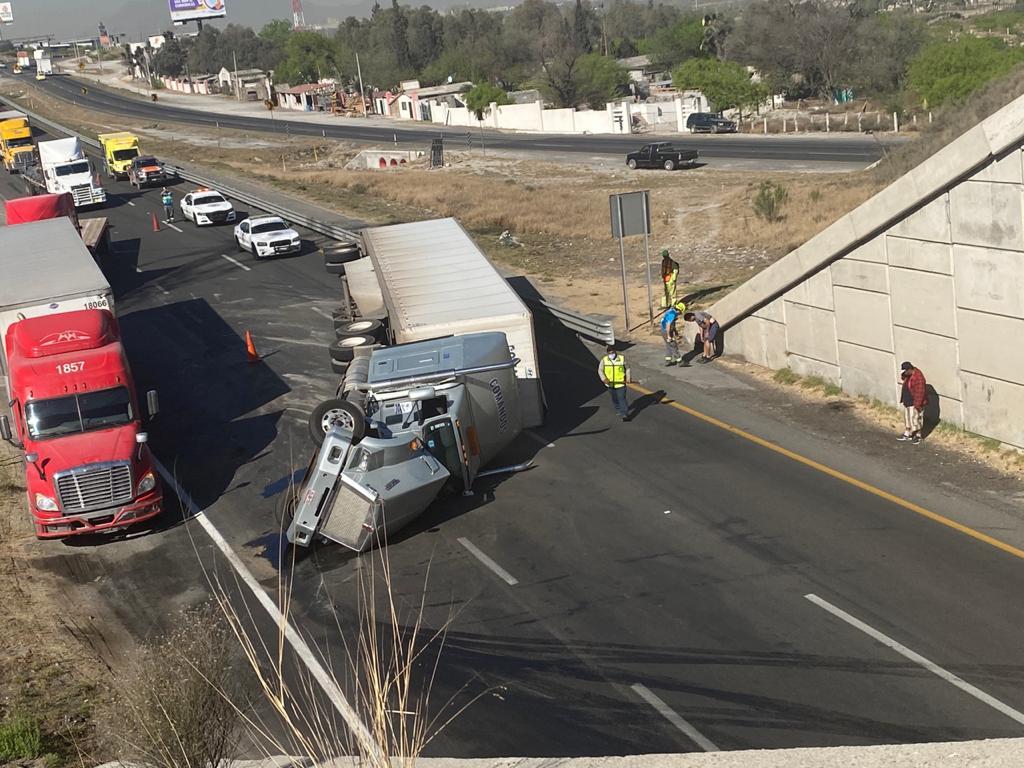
(70, 185), (105, 207)
(270, 239), (295, 249)
(56, 462), (133, 514)
(205, 210), (230, 222)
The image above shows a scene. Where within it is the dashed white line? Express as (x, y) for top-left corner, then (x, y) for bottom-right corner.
(311, 306), (332, 319)
(135, 266), (143, 274)
(524, 430), (555, 449)
(805, 594), (1024, 726)
(126, 200), (135, 207)
(153, 282), (170, 295)
(457, 537), (519, 586)
(152, 459), (384, 762)
(631, 683), (719, 752)
(165, 221), (183, 233)
(220, 254), (252, 272)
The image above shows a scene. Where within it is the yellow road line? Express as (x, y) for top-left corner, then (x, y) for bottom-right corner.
(626, 381), (1024, 562)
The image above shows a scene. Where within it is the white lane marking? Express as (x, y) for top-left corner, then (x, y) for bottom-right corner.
(631, 683), (719, 752)
(153, 282), (170, 295)
(165, 221), (183, 233)
(457, 537), (519, 586)
(805, 594), (1024, 726)
(221, 254), (252, 272)
(524, 430), (555, 449)
(152, 460), (384, 761)
(311, 306), (332, 320)
(664, 510), (672, 515)
(135, 266), (143, 274)
(127, 199), (135, 207)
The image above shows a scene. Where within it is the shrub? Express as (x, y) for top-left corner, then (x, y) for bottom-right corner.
(773, 367), (800, 385)
(0, 716), (42, 761)
(753, 181), (789, 222)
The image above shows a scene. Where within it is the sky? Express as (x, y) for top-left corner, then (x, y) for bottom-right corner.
(0, 0), (360, 42)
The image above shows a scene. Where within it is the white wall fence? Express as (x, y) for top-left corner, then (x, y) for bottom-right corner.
(425, 96), (714, 136)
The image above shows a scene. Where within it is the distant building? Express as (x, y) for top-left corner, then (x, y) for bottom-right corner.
(277, 82), (337, 111)
(217, 67), (272, 101)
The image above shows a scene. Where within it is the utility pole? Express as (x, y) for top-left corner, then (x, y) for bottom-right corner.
(355, 52), (367, 118)
(233, 49), (240, 101)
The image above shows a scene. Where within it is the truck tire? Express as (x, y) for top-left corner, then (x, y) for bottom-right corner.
(324, 262), (347, 276)
(627, 158), (638, 170)
(323, 244), (360, 265)
(275, 486), (299, 529)
(235, 235), (245, 252)
(334, 319), (383, 338)
(309, 398), (366, 445)
(329, 334), (375, 363)
(330, 357), (349, 375)
(663, 159), (676, 171)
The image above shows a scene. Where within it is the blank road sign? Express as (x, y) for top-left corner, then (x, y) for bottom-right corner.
(610, 190), (651, 238)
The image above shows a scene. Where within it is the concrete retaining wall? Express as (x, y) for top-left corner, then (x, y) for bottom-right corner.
(713, 94), (1024, 449)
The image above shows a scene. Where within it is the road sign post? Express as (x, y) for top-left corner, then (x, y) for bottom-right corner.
(609, 190), (653, 333)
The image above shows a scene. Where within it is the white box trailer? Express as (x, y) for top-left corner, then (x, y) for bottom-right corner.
(359, 218), (544, 428)
(0, 218), (113, 376)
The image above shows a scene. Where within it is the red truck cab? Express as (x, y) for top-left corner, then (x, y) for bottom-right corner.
(0, 309), (162, 537)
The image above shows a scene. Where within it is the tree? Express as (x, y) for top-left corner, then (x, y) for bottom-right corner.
(274, 30), (341, 84)
(850, 12), (927, 95)
(673, 57), (766, 114)
(259, 18), (293, 47)
(152, 36), (188, 77)
(908, 36), (1024, 107)
(574, 53), (628, 108)
(391, 0), (411, 70)
(464, 82), (511, 118)
(641, 16), (703, 71)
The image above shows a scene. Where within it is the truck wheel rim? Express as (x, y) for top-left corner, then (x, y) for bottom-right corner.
(322, 408), (354, 433)
(341, 336), (369, 346)
(348, 321), (375, 332)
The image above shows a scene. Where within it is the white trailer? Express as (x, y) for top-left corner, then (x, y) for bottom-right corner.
(28, 137), (106, 207)
(355, 218), (544, 428)
(0, 218), (113, 375)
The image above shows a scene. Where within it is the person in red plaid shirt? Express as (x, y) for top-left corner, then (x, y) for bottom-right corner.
(898, 361), (928, 444)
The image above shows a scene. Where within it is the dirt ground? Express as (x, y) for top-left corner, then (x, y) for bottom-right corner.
(0, 445), (112, 764)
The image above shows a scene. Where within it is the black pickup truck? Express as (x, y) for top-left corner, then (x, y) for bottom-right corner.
(626, 142), (699, 171)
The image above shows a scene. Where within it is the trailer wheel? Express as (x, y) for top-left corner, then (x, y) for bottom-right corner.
(330, 357), (349, 375)
(275, 486), (299, 529)
(309, 398), (366, 445)
(329, 334), (375, 363)
(324, 261), (347, 276)
(334, 319), (383, 338)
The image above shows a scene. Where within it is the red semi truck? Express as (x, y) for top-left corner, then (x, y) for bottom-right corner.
(0, 218), (162, 538)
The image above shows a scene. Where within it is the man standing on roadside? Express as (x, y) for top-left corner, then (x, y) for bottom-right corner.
(661, 300), (686, 366)
(660, 249), (679, 308)
(898, 361), (928, 444)
(598, 345), (631, 421)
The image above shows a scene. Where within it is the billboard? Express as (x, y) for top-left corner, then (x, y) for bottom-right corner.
(0, 3), (14, 24)
(168, 0), (225, 23)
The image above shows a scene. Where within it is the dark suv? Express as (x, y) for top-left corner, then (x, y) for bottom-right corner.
(686, 112), (738, 134)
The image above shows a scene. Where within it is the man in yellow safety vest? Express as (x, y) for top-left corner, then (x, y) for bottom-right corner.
(660, 249), (679, 308)
(598, 345), (631, 421)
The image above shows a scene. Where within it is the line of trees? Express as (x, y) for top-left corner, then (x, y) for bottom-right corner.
(134, 0), (1024, 113)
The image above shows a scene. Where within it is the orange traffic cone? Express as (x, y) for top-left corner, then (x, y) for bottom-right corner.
(245, 331), (260, 364)
(151, 211), (160, 232)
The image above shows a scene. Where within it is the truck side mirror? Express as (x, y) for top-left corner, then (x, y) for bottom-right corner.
(0, 415), (11, 443)
(146, 390), (160, 419)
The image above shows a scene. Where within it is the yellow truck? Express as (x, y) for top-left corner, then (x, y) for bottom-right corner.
(98, 132), (141, 180)
(0, 111), (34, 173)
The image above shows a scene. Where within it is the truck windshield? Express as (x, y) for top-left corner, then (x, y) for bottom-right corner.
(113, 148), (139, 161)
(55, 161), (90, 177)
(7, 137), (32, 148)
(26, 387), (133, 440)
(194, 194), (226, 206)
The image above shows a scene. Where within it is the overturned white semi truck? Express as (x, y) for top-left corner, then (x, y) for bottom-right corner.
(285, 218), (544, 552)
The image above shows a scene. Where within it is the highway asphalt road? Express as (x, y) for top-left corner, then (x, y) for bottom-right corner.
(2, 123), (1024, 758)
(16, 72), (894, 167)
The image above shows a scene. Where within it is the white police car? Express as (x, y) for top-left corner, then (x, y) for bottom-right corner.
(234, 215), (302, 258)
(180, 189), (236, 226)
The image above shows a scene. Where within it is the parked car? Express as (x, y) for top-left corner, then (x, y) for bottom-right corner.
(234, 215), (302, 258)
(625, 142), (699, 171)
(686, 112), (738, 134)
(180, 188), (236, 226)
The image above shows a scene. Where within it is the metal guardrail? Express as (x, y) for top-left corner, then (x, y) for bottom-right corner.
(0, 95), (360, 244)
(531, 299), (615, 346)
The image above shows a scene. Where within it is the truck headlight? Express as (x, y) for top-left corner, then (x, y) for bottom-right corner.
(137, 472), (156, 495)
(35, 493), (58, 512)
(256, 242), (268, 248)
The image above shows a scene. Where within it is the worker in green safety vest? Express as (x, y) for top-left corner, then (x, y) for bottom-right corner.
(660, 249), (679, 308)
(598, 345), (631, 421)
